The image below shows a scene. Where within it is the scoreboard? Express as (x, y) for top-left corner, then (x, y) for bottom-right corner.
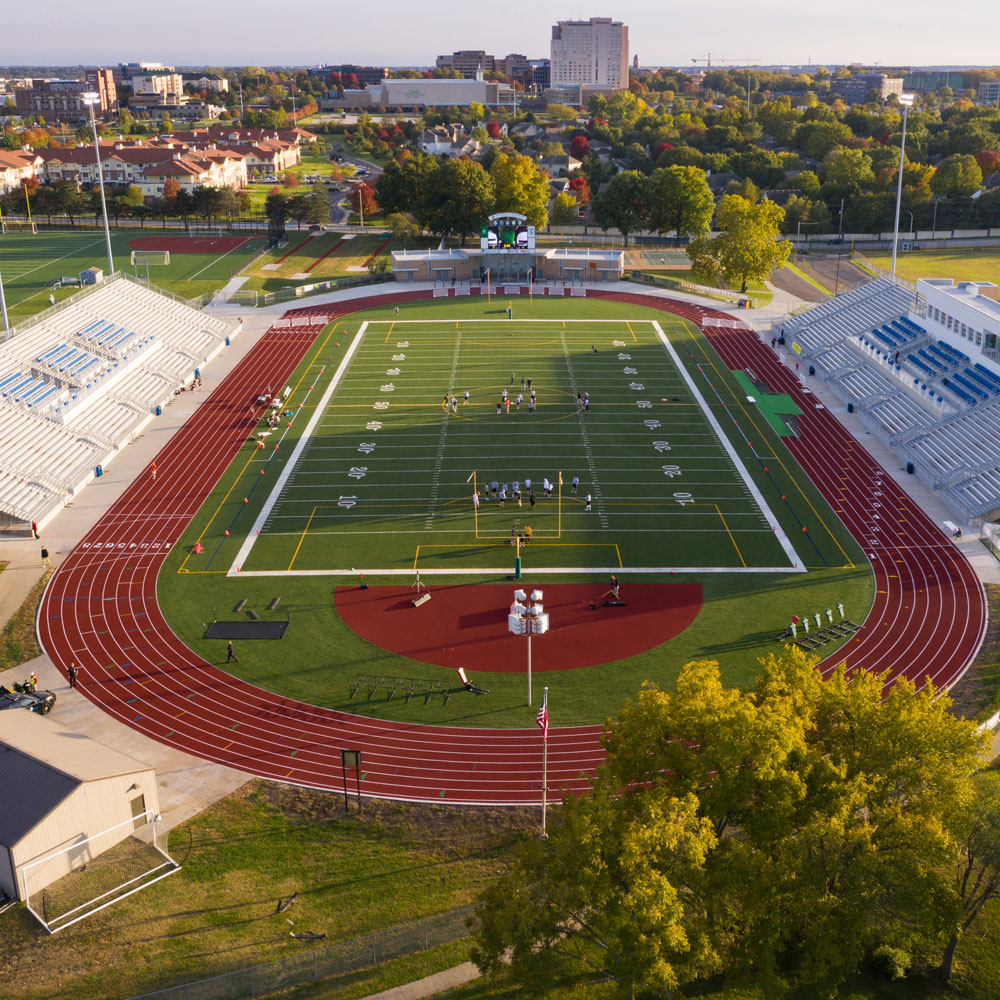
(480, 212), (535, 252)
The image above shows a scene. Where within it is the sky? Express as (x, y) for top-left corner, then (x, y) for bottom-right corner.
(5, 0), (1000, 68)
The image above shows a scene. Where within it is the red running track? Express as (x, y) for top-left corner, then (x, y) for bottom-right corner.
(38, 290), (987, 805)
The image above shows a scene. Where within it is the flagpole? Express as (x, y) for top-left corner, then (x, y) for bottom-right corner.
(541, 686), (549, 837)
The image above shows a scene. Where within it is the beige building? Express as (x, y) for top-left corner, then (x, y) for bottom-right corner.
(13, 69), (117, 121)
(391, 246), (624, 284)
(550, 17), (628, 91)
(0, 150), (42, 195)
(0, 713), (163, 906)
(131, 69), (185, 100)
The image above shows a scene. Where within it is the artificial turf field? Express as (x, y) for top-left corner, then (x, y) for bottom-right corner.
(159, 297), (874, 728)
(0, 229), (267, 320)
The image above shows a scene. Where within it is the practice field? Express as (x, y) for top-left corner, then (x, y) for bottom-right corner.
(234, 317), (801, 575)
(158, 298), (872, 726)
(0, 229), (267, 321)
(864, 249), (1000, 291)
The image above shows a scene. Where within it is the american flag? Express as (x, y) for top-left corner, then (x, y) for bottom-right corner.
(536, 690), (548, 741)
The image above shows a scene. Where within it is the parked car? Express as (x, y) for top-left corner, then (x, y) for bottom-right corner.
(0, 684), (56, 715)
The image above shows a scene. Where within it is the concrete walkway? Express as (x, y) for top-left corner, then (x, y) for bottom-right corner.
(360, 961), (480, 1000)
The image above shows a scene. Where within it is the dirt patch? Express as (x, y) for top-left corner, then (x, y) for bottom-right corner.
(256, 780), (538, 853)
(127, 235), (254, 254)
(949, 582), (1000, 723)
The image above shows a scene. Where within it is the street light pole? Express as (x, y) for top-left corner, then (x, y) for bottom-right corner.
(82, 92), (115, 277)
(890, 93), (914, 278)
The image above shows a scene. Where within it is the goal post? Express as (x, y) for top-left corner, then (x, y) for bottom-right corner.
(187, 224), (225, 237)
(18, 810), (179, 933)
(1, 221), (37, 234)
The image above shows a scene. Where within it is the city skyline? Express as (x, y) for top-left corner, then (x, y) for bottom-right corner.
(5, 0), (1000, 70)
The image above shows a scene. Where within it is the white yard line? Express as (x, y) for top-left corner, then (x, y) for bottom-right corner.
(560, 330), (607, 528)
(425, 334), (462, 529)
(232, 565), (801, 578)
(229, 322), (368, 571)
(186, 236), (256, 281)
(652, 320), (803, 569)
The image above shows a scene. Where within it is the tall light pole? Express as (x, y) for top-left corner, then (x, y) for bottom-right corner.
(0, 268), (10, 334)
(890, 93), (914, 278)
(82, 92), (115, 277)
(508, 589), (549, 705)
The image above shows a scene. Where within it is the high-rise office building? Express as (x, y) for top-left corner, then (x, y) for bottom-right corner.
(550, 17), (628, 91)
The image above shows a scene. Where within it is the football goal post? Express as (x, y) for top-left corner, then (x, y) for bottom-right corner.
(18, 810), (179, 934)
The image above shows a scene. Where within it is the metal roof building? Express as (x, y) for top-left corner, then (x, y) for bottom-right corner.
(0, 713), (169, 929)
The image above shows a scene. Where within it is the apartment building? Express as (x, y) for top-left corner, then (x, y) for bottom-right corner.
(0, 150), (43, 195)
(436, 51), (496, 79)
(131, 70), (185, 100)
(14, 69), (116, 121)
(833, 73), (905, 104)
(550, 17), (628, 91)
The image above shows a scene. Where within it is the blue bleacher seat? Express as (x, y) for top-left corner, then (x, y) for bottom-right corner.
(953, 373), (988, 400)
(873, 329), (896, 349)
(974, 363), (1000, 391)
(943, 378), (976, 405)
(964, 368), (998, 395)
(0, 371), (23, 392)
(917, 349), (945, 372)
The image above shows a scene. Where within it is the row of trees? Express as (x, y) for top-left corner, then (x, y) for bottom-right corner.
(474, 649), (1000, 995)
(375, 152), (551, 241)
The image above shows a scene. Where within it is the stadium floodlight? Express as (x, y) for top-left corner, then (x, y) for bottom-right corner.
(508, 588), (549, 705)
(82, 92), (115, 278)
(890, 94), (916, 279)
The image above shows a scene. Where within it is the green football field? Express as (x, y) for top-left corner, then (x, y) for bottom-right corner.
(0, 229), (266, 321)
(236, 316), (800, 576)
(159, 298), (872, 726)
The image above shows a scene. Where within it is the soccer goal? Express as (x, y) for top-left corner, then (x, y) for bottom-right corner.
(131, 250), (170, 283)
(1, 220), (37, 234)
(188, 224), (225, 237)
(18, 810), (179, 933)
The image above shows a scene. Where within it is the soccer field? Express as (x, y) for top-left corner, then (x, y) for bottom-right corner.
(0, 230), (266, 321)
(233, 316), (802, 576)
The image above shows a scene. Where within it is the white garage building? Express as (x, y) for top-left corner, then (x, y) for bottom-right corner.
(0, 713), (176, 931)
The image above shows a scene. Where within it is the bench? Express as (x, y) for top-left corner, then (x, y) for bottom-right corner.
(943, 520), (962, 538)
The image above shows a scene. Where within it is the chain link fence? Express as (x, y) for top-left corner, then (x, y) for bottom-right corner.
(121, 903), (480, 1000)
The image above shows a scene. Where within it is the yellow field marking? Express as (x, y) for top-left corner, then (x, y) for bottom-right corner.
(178, 324), (338, 574)
(715, 504), (747, 568)
(288, 506), (320, 570)
(413, 542), (621, 570)
(627, 321), (637, 343)
(384, 321), (394, 343)
(689, 336), (855, 568)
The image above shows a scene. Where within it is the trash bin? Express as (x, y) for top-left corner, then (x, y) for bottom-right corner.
(808, 365), (815, 376)
(95, 464), (102, 477)
(225, 336), (230, 346)
(847, 402), (854, 413)
(906, 461), (914, 474)
(155, 405), (161, 416)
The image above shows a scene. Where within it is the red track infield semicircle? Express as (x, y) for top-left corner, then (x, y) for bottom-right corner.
(335, 583), (703, 673)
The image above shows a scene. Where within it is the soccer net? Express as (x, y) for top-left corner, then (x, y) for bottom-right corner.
(130, 250), (170, 266)
(188, 224), (225, 237)
(18, 810), (179, 933)
(2, 221), (37, 234)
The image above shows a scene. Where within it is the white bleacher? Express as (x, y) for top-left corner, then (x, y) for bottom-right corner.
(0, 275), (238, 525)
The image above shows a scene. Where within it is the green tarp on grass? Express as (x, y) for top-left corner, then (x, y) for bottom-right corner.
(731, 370), (803, 437)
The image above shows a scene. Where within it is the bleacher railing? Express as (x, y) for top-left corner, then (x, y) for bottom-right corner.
(850, 251), (920, 295)
(119, 903), (481, 1000)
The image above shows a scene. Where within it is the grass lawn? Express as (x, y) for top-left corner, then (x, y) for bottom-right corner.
(0, 230), (267, 321)
(157, 297), (872, 728)
(240, 234), (432, 294)
(641, 268), (775, 306)
(0, 782), (527, 1000)
(864, 249), (1000, 293)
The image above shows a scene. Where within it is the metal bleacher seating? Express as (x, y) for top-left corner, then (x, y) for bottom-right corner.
(0, 275), (237, 523)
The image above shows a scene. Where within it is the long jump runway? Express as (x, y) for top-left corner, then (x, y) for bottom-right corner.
(38, 290), (987, 805)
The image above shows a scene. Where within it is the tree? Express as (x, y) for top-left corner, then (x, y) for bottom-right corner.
(489, 152), (549, 229)
(474, 649), (988, 996)
(568, 175), (590, 207)
(647, 166), (715, 238)
(569, 135), (590, 160)
(822, 147), (876, 194)
(591, 170), (649, 241)
(118, 108), (135, 135)
(687, 194), (791, 292)
(162, 177), (181, 203)
(939, 775), (1000, 981)
(420, 158), (494, 244)
(350, 182), (377, 219)
(264, 189), (288, 229)
(931, 154), (984, 197)
(974, 148), (1000, 178)
(374, 153), (437, 219)
(546, 103), (577, 122)
(385, 211), (421, 241)
(550, 191), (579, 225)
